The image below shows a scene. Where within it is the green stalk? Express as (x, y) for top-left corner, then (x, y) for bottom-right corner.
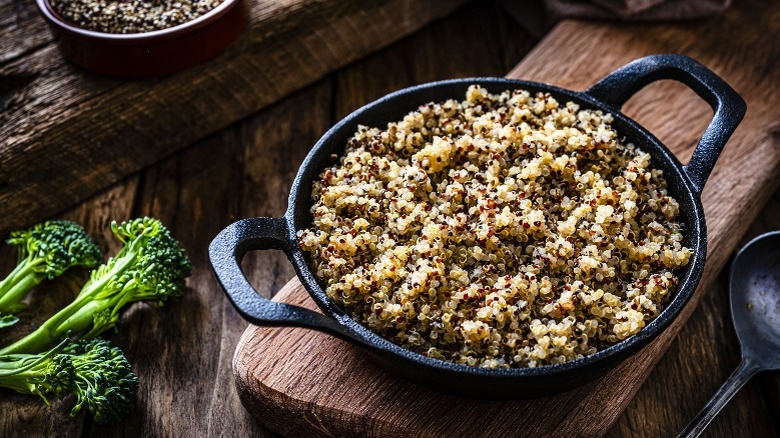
(0, 342), (64, 374)
(0, 262), (29, 296)
(59, 299), (114, 340)
(35, 244), (139, 333)
(0, 262), (36, 300)
(75, 238), (142, 301)
(0, 251), (139, 355)
(0, 297), (101, 355)
(0, 266), (42, 311)
(0, 367), (43, 395)
(0, 340), (69, 402)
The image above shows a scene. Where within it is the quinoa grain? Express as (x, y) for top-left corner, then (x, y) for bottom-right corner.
(50, 0), (224, 34)
(299, 86), (692, 368)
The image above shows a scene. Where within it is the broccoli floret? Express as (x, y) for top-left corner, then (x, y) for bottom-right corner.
(0, 221), (102, 328)
(64, 338), (139, 424)
(0, 217), (190, 355)
(0, 338), (138, 424)
(0, 339), (72, 399)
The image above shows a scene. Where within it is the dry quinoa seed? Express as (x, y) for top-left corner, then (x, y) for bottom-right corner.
(300, 86), (693, 369)
(50, 0), (224, 34)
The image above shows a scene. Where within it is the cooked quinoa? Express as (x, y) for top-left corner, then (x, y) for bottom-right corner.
(298, 86), (692, 368)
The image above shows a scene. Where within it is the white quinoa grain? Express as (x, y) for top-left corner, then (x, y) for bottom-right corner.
(299, 86), (692, 368)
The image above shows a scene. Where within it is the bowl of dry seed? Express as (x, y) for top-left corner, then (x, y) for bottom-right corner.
(36, 0), (248, 77)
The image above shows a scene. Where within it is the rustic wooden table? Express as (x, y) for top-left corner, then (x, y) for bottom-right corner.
(1, 1), (778, 436)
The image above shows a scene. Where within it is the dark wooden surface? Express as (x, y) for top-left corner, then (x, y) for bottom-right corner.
(233, 0), (780, 432)
(0, 0), (778, 436)
(0, 0), (466, 236)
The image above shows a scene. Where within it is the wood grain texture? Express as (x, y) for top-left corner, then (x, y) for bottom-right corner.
(1, 0), (776, 436)
(233, 0), (780, 436)
(93, 127), (267, 437)
(0, 0), (467, 236)
(89, 3), (530, 436)
(0, 0), (53, 65)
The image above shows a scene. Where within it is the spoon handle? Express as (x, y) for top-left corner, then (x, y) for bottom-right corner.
(678, 357), (760, 438)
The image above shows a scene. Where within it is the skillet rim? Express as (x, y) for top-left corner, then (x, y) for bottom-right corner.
(283, 77), (706, 379)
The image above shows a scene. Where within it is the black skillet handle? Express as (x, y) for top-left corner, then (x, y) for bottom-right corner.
(584, 54), (746, 195)
(208, 217), (361, 343)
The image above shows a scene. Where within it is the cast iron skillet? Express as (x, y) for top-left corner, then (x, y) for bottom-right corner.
(209, 54), (745, 398)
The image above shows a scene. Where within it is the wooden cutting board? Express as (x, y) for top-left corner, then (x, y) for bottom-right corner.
(232, 1), (780, 436)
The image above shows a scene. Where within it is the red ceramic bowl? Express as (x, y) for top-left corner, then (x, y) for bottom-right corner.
(36, 0), (249, 78)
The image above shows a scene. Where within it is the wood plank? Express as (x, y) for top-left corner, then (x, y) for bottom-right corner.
(0, 0), (467, 236)
(0, 0), (53, 65)
(334, 0), (527, 119)
(85, 81), (334, 437)
(95, 128), (254, 437)
(87, 3), (533, 435)
(232, 0), (780, 436)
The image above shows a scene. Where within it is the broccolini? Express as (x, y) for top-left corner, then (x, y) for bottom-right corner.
(0, 221), (102, 328)
(0, 217), (190, 355)
(0, 338), (138, 424)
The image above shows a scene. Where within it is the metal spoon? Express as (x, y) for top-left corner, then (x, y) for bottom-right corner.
(679, 230), (780, 437)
